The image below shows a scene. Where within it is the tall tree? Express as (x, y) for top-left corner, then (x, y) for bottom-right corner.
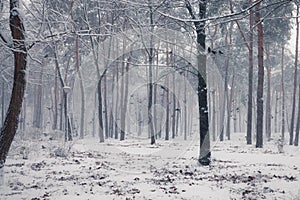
(294, 82), (300, 146)
(255, 1), (264, 148)
(185, 0), (211, 165)
(281, 45), (285, 142)
(290, 6), (299, 145)
(0, 0), (27, 166)
(76, 36), (85, 139)
(147, 1), (155, 145)
(265, 44), (271, 141)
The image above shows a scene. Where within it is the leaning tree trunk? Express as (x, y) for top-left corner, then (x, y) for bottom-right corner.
(0, 0), (27, 167)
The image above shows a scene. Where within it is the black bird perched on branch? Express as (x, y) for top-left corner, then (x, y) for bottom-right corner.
(208, 47), (224, 55)
(207, 47), (216, 54)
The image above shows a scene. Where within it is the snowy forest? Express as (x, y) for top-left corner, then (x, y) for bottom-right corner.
(0, 0), (300, 199)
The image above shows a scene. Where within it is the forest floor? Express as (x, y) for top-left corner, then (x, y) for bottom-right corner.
(0, 132), (299, 200)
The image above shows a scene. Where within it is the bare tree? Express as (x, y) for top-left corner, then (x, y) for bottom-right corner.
(147, 1), (155, 145)
(185, 0), (211, 165)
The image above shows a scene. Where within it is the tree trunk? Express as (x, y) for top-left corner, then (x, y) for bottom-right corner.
(246, 0), (254, 145)
(137, 98), (142, 136)
(171, 53), (176, 139)
(120, 55), (131, 141)
(255, 2), (264, 148)
(275, 90), (279, 133)
(225, 25), (233, 141)
(33, 60), (44, 129)
(0, 0), (27, 167)
(184, 70), (187, 140)
(281, 46), (285, 142)
(165, 41), (170, 141)
(148, 2), (155, 145)
(220, 26), (231, 141)
(185, 0), (211, 165)
(75, 36), (85, 139)
(109, 45), (116, 138)
(265, 44), (271, 141)
(1, 80), (5, 127)
(78, 69), (85, 139)
(92, 91), (97, 137)
(290, 6), (299, 145)
(226, 72), (235, 140)
(52, 68), (58, 130)
(114, 60), (119, 140)
(103, 74), (108, 139)
(211, 89), (216, 141)
(294, 83), (300, 146)
(98, 76), (105, 143)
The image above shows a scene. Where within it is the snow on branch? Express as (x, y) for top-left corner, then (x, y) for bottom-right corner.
(158, 0), (291, 24)
(11, 7), (25, 22)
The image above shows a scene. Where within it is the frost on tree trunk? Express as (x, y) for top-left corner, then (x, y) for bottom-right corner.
(0, 0), (27, 167)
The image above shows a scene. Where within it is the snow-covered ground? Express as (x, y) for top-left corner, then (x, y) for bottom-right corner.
(0, 132), (299, 200)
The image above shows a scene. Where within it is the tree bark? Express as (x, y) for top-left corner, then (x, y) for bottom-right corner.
(148, 2), (155, 145)
(1, 80), (5, 127)
(98, 76), (105, 143)
(78, 69), (85, 139)
(120, 55), (131, 141)
(183, 70), (187, 140)
(255, 2), (264, 148)
(0, 0), (27, 167)
(246, 0), (254, 145)
(185, 0), (211, 165)
(226, 72), (235, 140)
(75, 36), (85, 139)
(281, 46), (285, 142)
(290, 6), (299, 145)
(33, 59), (44, 129)
(265, 44), (271, 141)
(274, 90), (279, 133)
(52, 69), (58, 130)
(104, 74), (108, 138)
(294, 83), (300, 146)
